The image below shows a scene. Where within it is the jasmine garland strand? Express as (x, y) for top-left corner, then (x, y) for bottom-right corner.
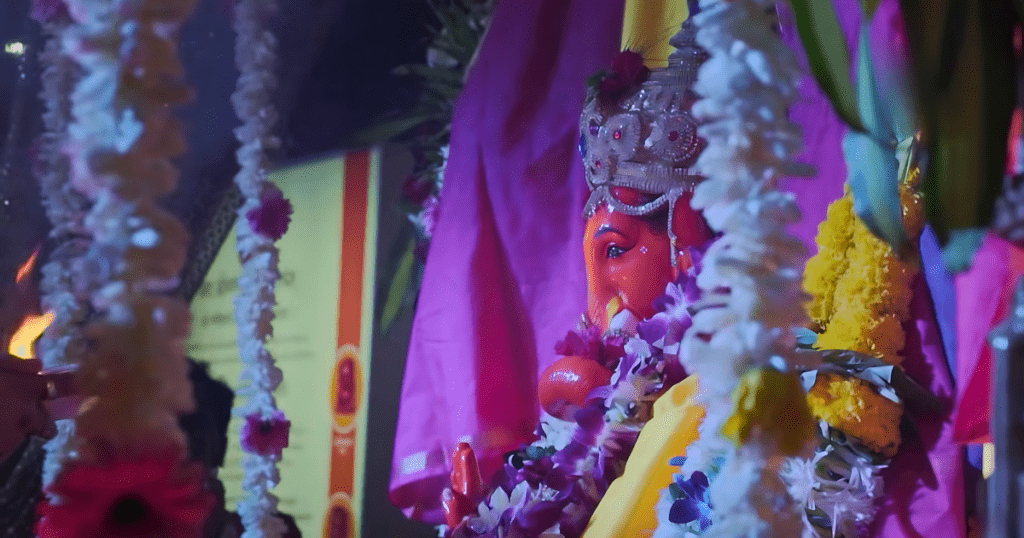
(681, 0), (817, 535)
(34, 11), (88, 490)
(229, 0), (291, 536)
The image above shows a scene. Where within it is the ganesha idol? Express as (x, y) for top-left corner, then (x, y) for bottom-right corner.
(440, 10), (920, 538)
(442, 17), (715, 536)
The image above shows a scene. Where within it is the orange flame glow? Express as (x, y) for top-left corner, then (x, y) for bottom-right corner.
(8, 311), (54, 359)
(8, 247), (51, 359)
(15, 249), (38, 284)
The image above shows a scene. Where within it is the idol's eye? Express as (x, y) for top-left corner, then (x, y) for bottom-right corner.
(606, 245), (628, 259)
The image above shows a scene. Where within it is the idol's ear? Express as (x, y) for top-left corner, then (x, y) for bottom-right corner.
(670, 192), (711, 276)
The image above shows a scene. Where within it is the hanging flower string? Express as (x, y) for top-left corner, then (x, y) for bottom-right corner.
(230, 0), (291, 535)
(36, 0), (211, 535)
(30, 0), (88, 489)
(679, 0), (818, 535)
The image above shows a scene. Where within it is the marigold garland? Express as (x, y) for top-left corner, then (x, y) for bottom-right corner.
(45, 0), (198, 450)
(805, 373), (902, 458)
(804, 169), (923, 365)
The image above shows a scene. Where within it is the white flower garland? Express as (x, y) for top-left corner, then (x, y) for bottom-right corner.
(34, 13), (88, 489)
(54, 0), (196, 454)
(230, 0), (288, 536)
(780, 434), (886, 538)
(681, 0), (816, 536)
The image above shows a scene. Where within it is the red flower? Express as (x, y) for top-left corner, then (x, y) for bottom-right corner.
(597, 51), (650, 105)
(240, 409), (290, 457)
(245, 185), (293, 241)
(36, 454), (213, 538)
(610, 50), (649, 87)
(401, 174), (433, 206)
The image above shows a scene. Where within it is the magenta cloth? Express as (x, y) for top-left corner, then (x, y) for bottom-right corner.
(869, 274), (965, 538)
(388, 0), (625, 522)
(776, 1), (856, 250)
(952, 234), (1024, 444)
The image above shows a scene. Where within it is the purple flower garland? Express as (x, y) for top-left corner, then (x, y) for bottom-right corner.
(447, 241), (714, 538)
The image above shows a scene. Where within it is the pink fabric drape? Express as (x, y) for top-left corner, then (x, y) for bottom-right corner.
(388, 0), (625, 522)
(871, 274), (965, 538)
(952, 234), (1024, 444)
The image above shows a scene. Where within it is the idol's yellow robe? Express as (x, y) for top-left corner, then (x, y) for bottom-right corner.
(584, 375), (705, 538)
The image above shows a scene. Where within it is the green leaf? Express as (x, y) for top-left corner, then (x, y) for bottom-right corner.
(844, 131), (908, 252)
(378, 239), (418, 334)
(845, 21), (909, 252)
(854, 23), (890, 138)
(859, 0), (882, 18)
(394, 64), (466, 87)
(913, 0), (1015, 242)
(940, 228), (986, 273)
(897, 0), (953, 91)
(430, 39), (476, 67)
(422, 80), (462, 101)
(445, 4), (474, 48)
(792, 327), (818, 349)
(789, 0), (865, 132)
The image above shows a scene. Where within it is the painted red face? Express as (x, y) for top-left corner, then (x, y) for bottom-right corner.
(537, 190), (710, 419)
(583, 190), (710, 331)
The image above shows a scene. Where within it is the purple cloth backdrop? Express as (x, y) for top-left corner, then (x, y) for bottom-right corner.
(388, 0), (625, 521)
(391, 0), (966, 534)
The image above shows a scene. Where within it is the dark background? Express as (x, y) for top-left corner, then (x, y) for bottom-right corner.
(0, 0), (434, 285)
(0, 1), (439, 536)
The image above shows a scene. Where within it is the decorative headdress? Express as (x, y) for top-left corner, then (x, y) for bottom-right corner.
(579, 4), (709, 260)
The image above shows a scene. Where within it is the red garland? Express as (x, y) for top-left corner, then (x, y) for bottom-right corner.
(36, 453), (213, 538)
(597, 51), (650, 106)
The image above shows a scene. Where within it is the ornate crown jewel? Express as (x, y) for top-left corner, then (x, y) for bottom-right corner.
(579, 12), (709, 221)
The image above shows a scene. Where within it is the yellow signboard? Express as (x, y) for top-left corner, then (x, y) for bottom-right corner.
(187, 150), (379, 538)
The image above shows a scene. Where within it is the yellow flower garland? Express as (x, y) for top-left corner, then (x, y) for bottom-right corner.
(804, 169), (923, 365)
(801, 169), (923, 457)
(805, 373), (903, 458)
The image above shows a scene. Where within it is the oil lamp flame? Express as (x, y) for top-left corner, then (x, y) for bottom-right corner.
(8, 311), (54, 359)
(7, 247), (53, 359)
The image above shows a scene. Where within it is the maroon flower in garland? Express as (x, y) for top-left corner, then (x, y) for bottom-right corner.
(245, 184), (293, 241)
(554, 325), (626, 371)
(401, 173), (434, 206)
(592, 50), (650, 106)
(36, 453), (213, 538)
(240, 409), (291, 457)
